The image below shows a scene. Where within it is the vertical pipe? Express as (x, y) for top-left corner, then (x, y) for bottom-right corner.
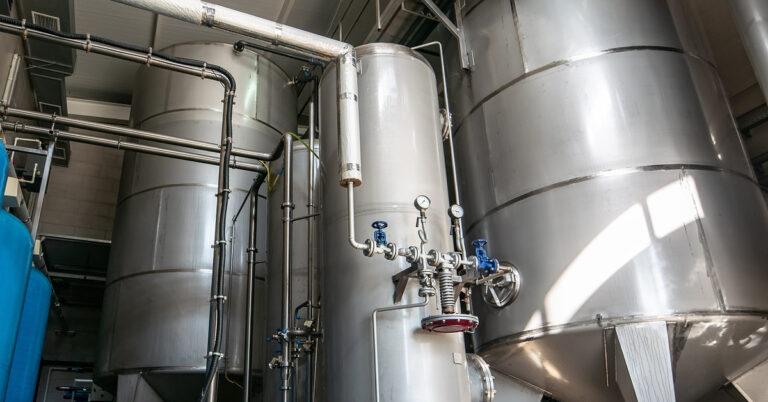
(306, 94), (317, 402)
(307, 97), (316, 326)
(411, 41), (466, 259)
(732, 0), (768, 103)
(1, 53), (21, 106)
(30, 139), (56, 240)
(243, 182), (260, 402)
(280, 133), (295, 402)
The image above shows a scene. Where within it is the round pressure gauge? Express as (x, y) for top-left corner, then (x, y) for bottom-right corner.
(414, 195), (431, 211)
(449, 204), (464, 219)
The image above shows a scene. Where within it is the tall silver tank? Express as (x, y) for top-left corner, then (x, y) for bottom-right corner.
(320, 43), (471, 402)
(265, 142), (322, 402)
(446, 0), (768, 400)
(96, 42), (296, 400)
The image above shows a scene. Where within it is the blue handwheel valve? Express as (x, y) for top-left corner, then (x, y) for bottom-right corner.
(473, 239), (499, 275)
(372, 221), (388, 247)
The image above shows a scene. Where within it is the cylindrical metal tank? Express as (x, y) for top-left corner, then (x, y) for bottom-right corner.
(96, 42), (296, 398)
(5, 267), (52, 402)
(265, 142), (322, 402)
(446, 0), (768, 400)
(320, 43), (471, 402)
(0, 141), (33, 398)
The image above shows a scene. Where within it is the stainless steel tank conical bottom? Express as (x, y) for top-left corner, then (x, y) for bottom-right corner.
(445, 0), (768, 400)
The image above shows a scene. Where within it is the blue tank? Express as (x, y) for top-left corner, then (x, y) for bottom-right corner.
(0, 141), (34, 396)
(5, 268), (52, 402)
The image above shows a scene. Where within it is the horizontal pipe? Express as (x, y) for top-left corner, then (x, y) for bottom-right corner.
(2, 122), (266, 173)
(0, 16), (231, 86)
(110, 0), (351, 57)
(2, 106), (275, 161)
(234, 40), (328, 67)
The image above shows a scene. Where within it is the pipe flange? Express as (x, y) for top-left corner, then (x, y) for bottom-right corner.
(384, 242), (398, 260)
(363, 239), (376, 257)
(467, 354), (496, 402)
(421, 313), (478, 333)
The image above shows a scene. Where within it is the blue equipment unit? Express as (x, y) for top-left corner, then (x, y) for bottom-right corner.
(0, 141), (34, 396)
(5, 268), (52, 402)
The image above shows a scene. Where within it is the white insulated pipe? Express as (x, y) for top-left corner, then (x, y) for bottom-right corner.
(732, 0), (768, 103)
(110, 0), (363, 186)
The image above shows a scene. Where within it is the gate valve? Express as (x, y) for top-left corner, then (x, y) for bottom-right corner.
(372, 221), (388, 247)
(473, 239), (499, 276)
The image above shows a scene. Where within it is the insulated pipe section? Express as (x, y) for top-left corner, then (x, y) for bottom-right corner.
(337, 52), (362, 186)
(109, 0), (363, 186)
(111, 0), (350, 57)
(732, 0), (768, 103)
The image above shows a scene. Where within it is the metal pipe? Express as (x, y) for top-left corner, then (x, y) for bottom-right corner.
(306, 98), (316, 326)
(1, 106), (274, 161)
(411, 41), (467, 259)
(1, 122), (266, 173)
(347, 182), (369, 250)
(732, 0), (768, 103)
(30, 139), (55, 240)
(306, 95), (317, 402)
(371, 297), (430, 402)
(234, 40), (328, 67)
(280, 133), (295, 402)
(242, 181), (261, 402)
(1, 53), (21, 106)
(107, 0), (363, 187)
(0, 16), (231, 86)
(110, 0), (351, 57)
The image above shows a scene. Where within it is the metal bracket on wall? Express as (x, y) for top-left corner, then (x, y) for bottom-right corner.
(374, 0), (474, 69)
(419, 0), (474, 70)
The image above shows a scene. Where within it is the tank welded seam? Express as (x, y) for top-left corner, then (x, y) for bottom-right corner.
(117, 183), (265, 206)
(686, 170), (727, 311)
(465, 164), (758, 233)
(454, 46), (706, 134)
(136, 107), (287, 139)
(108, 365), (265, 376)
(509, 0), (527, 73)
(105, 268), (267, 288)
(477, 311), (768, 352)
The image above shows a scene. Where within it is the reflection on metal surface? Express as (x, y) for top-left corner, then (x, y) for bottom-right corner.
(453, 46), (695, 134)
(466, 164), (755, 233)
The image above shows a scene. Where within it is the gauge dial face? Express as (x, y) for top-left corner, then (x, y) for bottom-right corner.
(449, 205), (464, 219)
(414, 195), (431, 211)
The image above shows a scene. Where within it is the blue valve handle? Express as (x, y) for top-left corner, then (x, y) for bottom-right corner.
(372, 221), (388, 247)
(473, 239), (499, 275)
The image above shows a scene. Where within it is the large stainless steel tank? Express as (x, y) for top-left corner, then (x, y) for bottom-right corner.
(446, 0), (768, 400)
(320, 43), (471, 402)
(265, 142), (322, 402)
(96, 42), (296, 400)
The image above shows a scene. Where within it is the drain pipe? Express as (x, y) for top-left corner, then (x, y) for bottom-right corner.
(109, 0), (363, 187)
(242, 177), (264, 402)
(732, 0), (768, 103)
